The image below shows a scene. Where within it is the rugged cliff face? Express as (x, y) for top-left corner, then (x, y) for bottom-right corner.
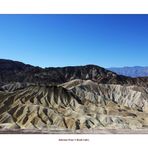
(0, 59), (148, 132)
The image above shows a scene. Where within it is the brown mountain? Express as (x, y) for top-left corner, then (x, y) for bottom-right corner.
(0, 59), (148, 86)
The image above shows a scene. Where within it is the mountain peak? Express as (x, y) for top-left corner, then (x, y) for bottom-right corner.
(0, 59), (147, 87)
(108, 66), (148, 77)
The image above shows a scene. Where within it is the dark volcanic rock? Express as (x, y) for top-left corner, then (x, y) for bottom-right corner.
(0, 59), (148, 87)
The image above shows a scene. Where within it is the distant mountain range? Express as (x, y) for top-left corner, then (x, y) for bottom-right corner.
(0, 59), (147, 86)
(108, 66), (148, 78)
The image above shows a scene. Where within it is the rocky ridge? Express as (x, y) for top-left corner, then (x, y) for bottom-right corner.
(0, 59), (148, 132)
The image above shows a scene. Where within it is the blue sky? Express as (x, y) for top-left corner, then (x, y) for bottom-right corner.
(0, 14), (148, 68)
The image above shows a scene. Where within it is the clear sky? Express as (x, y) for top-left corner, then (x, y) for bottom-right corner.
(0, 14), (148, 68)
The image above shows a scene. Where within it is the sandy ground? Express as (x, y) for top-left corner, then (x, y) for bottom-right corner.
(1, 128), (148, 134)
